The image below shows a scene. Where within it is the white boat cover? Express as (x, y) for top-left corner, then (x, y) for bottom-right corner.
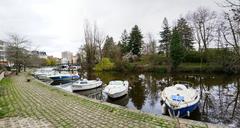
(103, 81), (129, 97)
(161, 84), (200, 109)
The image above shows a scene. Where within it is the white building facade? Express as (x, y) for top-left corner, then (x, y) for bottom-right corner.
(0, 40), (7, 63)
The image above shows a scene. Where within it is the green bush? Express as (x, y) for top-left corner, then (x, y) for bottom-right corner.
(183, 51), (206, 63)
(114, 61), (135, 72)
(94, 58), (115, 71)
(140, 54), (167, 65)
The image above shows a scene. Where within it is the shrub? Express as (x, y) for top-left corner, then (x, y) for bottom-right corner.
(94, 58), (115, 71)
(183, 51), (206, 63)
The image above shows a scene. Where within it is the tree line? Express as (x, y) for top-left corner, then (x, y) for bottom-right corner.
(79, 0), (240, 73)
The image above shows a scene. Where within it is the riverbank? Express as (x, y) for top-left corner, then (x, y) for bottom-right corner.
(0, 73), (223, 128)
(106, 62), (225, 74)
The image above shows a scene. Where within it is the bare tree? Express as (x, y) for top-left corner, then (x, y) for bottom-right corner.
(187, 7), (217, 51)
(6, 34), (30, 74)
(83, 20), (103, 71)
(147, 33), (157, 54)
(220, 13), (240, 56)
(223, 0), (240, 22)
(93, 23), (105, 61)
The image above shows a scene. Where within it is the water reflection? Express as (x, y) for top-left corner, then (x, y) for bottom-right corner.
(52, 72), (240, 127)
(107, 95), (129, 106)
(92, 72), (240, 127)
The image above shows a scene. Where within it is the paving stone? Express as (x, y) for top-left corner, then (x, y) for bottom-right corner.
(0, 73), (216, 128)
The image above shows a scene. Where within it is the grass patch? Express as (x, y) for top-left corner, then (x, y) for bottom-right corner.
(0, 78), (12, 118)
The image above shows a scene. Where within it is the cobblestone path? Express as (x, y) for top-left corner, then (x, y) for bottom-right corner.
(0, 73), (211, 128)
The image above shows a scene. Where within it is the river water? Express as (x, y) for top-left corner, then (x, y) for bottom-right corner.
(53, 72), (240, 127)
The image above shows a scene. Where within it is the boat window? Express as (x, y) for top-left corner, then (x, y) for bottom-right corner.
(176, 87), (183, 90)
(80, 81), (88, 84)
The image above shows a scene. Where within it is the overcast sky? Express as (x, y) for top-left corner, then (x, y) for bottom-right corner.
(0, 0), (223, 57)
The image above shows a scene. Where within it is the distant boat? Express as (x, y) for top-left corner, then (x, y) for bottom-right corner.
(161, 83), (200, 117)
(48, 72), (80, 81)
(103, 81), (129, 98)
(71, 79), (102, 91)
(33, 68), (55, 80)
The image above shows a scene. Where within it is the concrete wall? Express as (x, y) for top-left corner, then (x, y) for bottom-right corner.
(0, 71), (4, 81)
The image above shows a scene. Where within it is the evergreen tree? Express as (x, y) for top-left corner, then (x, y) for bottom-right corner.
(129, 25), (143, 56)
(119, 29), (130, 54)
(159, 18), (171, 56)
(176, 18), (194, 50)
(103, 36), (115, 59)
(170, 28), (185, 70)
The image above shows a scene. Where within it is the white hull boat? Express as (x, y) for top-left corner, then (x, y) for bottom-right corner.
(161, 83), (200, 117)
(71, 79), (102, 91)
(103, 81), (129, 98)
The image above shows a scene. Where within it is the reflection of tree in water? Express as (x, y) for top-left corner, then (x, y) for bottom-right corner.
(200, 76), (240, 126)
(129, 76), (146, 110)
(145, 74), (161, 107)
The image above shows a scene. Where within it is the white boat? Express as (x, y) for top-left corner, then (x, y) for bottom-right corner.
(103, 81), (129, 98)
(71, 79), (102, 91)
(161, 83), (200, 117)
(33, 68), (55, 80)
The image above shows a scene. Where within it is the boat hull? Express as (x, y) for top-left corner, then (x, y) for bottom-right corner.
(49, 75), (80, 81)
(165, 101), (199, 117)
(72, 83), (102, 91)
(107, 89), (128, 98)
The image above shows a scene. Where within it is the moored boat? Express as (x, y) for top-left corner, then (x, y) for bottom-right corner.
(71, 79), (102, 91)
(48, 72), (80, 81)
(103, 81), (129, 98)
(161, 83), (200, 117)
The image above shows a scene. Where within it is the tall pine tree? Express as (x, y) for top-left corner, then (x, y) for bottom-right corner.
(103, 36), (115, 59)
(170, 28), (185, 71)
(159, 18), (171, 56)
(176, 18), (194, 50)
(129, 25), (143, 56)
(119, 29), (130, 54)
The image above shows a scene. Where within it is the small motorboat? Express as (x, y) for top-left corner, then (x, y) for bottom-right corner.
(33, 68), (55, 80)
(103, 81), (129, 98)
(161, 83), (200, 117)
(48, 72), (80, 81)
(71, 79), (102, 91)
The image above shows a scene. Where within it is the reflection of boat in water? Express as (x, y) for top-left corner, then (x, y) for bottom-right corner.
(161, 83), (200, 117)
(74, 87), (103, 100)
(106, 94), (129, 106)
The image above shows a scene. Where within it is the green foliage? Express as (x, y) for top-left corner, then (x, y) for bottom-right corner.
(176, 18), (194, 50)
(170, 29), (185, 70)
(178, 63), (223, 73)
(140, 54), (166, 65)
(46, 58), (57, 66)
(129, 25), (143, 56)
(183, 51), (206, 63)
(103, 36), (122, 63)
(159, 18), (171, 55)
(0, 78), (11, 117)
(94, 58), (115, 71)
(119, 30), (130, 54)
(103, 36), (115, 58)
(116, 61), (135, 72)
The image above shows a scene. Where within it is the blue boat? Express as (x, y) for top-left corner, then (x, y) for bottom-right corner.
(48, 73), (80, 81)
(161, 84), (200, 117)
